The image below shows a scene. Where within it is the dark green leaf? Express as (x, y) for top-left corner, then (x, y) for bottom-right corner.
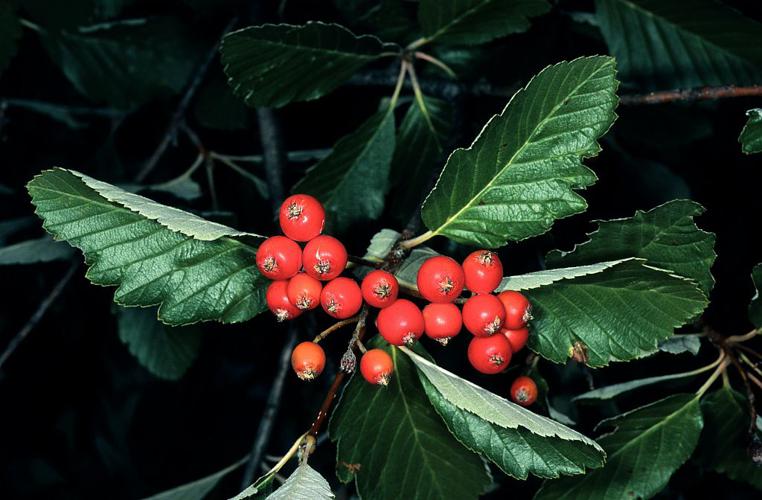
(143, 456), (247, 500)
(267, 464), (333, 500)
(336, 0), (420, 45)
(193, 76), (249, 131)
(0, 216), (37, 243)
(0, 2), (21, 74)
(750, 263), (762, 329)
(0, 235), (75, 265)
(740, 109), (762, 155)
(574, 365), (705, 402)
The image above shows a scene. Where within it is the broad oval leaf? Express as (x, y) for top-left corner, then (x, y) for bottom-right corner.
(740, 108), (762, 155)
(750, 263), (762, 329)
(421, 56), (619, 248)
(0, 235), (74, 265)
(266, 464), (334, 500)
(142, 456), (247, 500)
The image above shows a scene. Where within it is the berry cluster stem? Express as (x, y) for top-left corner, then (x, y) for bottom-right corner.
(312, 316), (360, 343)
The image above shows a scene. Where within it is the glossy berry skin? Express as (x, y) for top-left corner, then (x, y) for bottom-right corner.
(303, 235), (348, 281)
(321, 277), (362, 319)
(361, 270), (399, 308)
(423, 303), (462, 345)
(502, 327), (529, 353)
(291, 342), (326, 380)
(416, 256), (465, 303)
(360, 348), (394, 386)
(377, 299), (425, 346)
(462, 250), (503, 294)
(279, 194), (325, 242)
(266, 280), (302, 322)
(256, 236), (302, 280)
(497, 290), (532, 329)
(510, 376), (538, 406)
(467, 335), (512, 374)
(287, 273), (322, 310)
(462, 294), (506, 337)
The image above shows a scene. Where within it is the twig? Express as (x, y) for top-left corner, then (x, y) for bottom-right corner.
(727, 351), (758, 435)
(620, 85), (762, 105)
(313, 317), (360, 343)
(726, 329), (759, 344)
(256, 108), (287, 213)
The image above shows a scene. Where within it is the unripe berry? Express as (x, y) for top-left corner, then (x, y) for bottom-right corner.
(266, 280), (302, 321)
(256, 236), (302, 280)
(463, 250), (503, 294)
(321, 277), (362, 319)
(462, 294), (506, 336)
(377, 299), (424, 346)
(287, 273), (322, 310)
(303, 235), (348, 281)
(360, 348), (394, 385)
(510, 376), (538, 406)
(361, 270), (399, 308)
(291, 341), (326, 380)
(497, 290), (532, 329)
(422, 302), (462, 345)
(416, 256), (465, 303)
(502, 327), (529, 353)
(279, 194), (325, 242)
(467, 335), (512, 374)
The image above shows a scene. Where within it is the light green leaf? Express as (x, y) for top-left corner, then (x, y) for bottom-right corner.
(293, 110), (395, 233)
(418, 0), (550, 45)
(402, 347), (605, 479)
(421, 56), (619, 248)
(0, 235), (75, 265)
(27, 168), (268, 325)
(596, 0), (762, 89)
(267, 464), (334, 500)
(750, 263), (762, 329)
(546, 200), (716, 295)
(221, 22), (395, 108)
(363, 228), (400, 262)
(142, 456), (247, 500)
(740, 108), (762, 155)
(497, 259), (630, 292)
(0, 2), (22, 74)
(231, 470), (278, 500)
(536, 394), (704, 499)
(658, 334), (702, 355)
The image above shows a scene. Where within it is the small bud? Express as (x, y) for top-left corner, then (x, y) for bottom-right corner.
(340, 348), (357, 373)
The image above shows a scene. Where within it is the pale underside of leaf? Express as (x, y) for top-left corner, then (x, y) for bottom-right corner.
(749, 263), (762, 329)
(496, 259), (629, 292)
(740, 108), (762, 155)
(266, 464), (334, 500)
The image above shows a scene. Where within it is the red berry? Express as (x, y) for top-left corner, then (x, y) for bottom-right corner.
(502, 327), (529, 353)
(497, 291), (532, 329)
(360, 348), (394, 386)
(462, 294), (506, 336)
(377, 299), (424, 346)
(510, 376), (538, 406)
(422, 303), (462, 345)
(266, 280), (302, 321)
(303, 235), (348, 281)
(287, 273), (322, 310)
(279, 194), (325, 242)
(291, 341), (326, 380)
(321, 277), (362, 319)
(416, 256), (465, 303)
(361, 270), (399, 308)
(463, 250), (503, 294)
(256, 236), (302, 280)
(467, 335), (512, 374)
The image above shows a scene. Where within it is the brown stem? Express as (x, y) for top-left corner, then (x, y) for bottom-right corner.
(727, 349), (758, 435)
(619, 85), (762, 105)
(313, 317), (360, 343)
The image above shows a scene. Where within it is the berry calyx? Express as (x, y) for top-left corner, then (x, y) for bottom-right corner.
(467, 335), (512, 374)
(256, 236), (302, 280)
(291, 341), (326, 380)
(462, 294), (506, 336)
(266, 280), (302, 321)
(360, 348), (394, 385)
(286, 273), (322, 310)
(303, 235), (348, 281)
(502, 327), (529, 353)
(510, 376), (538, 406)
(377, 299), (425, 346)
(416, 256), (465, 303)
(497, 290), (533, 329)
(463, 250), (503, 294)
(361, 270), (399, 309)
(320, 277), (362, 319)
(422, 302), (462, 345)
(279, 194), (325, 242)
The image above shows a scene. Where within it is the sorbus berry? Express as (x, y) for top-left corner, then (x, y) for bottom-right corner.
(510, 376), (538, 406)
(321, 277), (362, 319)
(422, 303), (462, 345)
(467, 335), (512, 374)
(291, 341), (326, 380)
(377, 299), (424, 346)
(256, 236), (302, 280)
(303, 235), (348, 281)
(416, 255), (465, 303)
(361, 270), (399, 308)
(463, 250), (503, 294)
(286, 273), (322, 310)
(279, 194), (325, 242)
(502, 327), (529, 353)
(462, 294), (506, 336)
(266, 280), (302, 321)
(497, 290), (532, 329)
(360, 348), (394, 386)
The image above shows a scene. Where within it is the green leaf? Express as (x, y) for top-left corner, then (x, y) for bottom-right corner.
(293, 110), (395, 233)
(0, 2), (21, 74)
(740, 108), (762, 155)
(574, 367), (704, 401)
(363, 228), (400, 262)
(536, 394), (704, 499)
(750, 263), (762, 329)
(329, 341), (491, 500)
(230, 470), (277, 500)
(193, 76), (249, 131)
(221, 22), (395, 108)
(417, 0), (550, 46)
(0, 235), (75, 265)
(395, 246), (440, 289)
(143, 456), (247, 500)
(402, 347), (605, 479)
(546, 200), (716, 295)
(421, 56), (619, 248)
(658, 334), (702, 355)
(595, 0), (762, 90)
(0, 216), (37, 243)
(27, 168), (268, 326)
(267, 464), (334, 500)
